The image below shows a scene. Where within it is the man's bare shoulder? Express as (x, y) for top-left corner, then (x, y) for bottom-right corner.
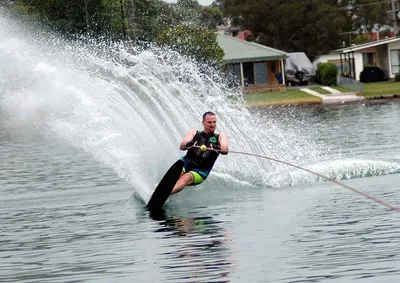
(183, 129), (197, 138)
(188, 129), (197, 135)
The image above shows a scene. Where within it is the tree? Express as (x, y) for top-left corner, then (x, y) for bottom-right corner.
(127, 0), (178, 43)
(211, 0), (224, 12)
(176, 0), (200, 10)
(173, 0), (200, 24)
(172, 1), (222, 29)
(347, 0), (389, 32)
(157, 24), (224, 64)
(199, 6), (223, 29)
(14, 0), (127, 39)
(224, 0), (351, 59)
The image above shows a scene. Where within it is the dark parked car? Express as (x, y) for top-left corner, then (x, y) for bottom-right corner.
(360, 67), (385, 83)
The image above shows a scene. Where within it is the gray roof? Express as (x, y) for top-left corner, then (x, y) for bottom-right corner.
(331, 36), (400, 54)
(217, 33), (288, 63)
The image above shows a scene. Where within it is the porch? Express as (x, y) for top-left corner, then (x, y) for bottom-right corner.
(331, 37), (400, 81)
(226, 59), (286, 93)
(217, 33), (288, 93)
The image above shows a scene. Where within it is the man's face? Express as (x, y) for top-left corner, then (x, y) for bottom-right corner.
(202, 114), (217, 133)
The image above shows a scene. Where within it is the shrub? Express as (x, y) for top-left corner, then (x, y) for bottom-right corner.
(379, 29), (391, 38)
(395, 73), (400, 82)
(352, 34), (373, 44)
(316, 62), (338, 85)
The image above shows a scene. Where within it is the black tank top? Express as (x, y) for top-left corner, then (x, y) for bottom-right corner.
(185, 131), (220, 169)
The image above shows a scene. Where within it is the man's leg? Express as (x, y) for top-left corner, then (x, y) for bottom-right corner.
(171, 173), (193, 194)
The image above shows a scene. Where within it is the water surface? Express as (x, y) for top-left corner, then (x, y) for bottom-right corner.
(1, 10), (400, 282)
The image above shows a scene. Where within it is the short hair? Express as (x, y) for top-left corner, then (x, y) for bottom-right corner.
(202, 111), (216, 121)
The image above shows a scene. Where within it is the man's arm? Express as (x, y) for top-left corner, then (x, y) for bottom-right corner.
(218, 132), (229, 155)
(179, 129), (197, 150)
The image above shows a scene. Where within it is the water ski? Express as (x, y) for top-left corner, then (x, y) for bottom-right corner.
(147, 160), (184, 211)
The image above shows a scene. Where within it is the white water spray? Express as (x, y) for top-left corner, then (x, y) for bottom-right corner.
(1, 11), (397, 202)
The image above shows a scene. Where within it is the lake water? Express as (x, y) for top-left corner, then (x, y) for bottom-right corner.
(1, 10), (400, 283)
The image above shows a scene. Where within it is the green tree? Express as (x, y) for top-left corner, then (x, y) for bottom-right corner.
(199, 6), (223, 29)
(176, 0), (200, 10)
(210, 0), (224, 12)
(173, 1), (222, 29)
(224, 0), (351, 59)
(348, 0), (389, 32)
(127, 0), (178, 42)
(173, 0), (200, 24)
(157, 24), (224, 64)
(14, 0), (126, 39)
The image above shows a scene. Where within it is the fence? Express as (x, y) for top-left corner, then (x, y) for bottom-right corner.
(337, 76), (365, 95)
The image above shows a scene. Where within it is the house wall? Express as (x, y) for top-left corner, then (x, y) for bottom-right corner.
(376, 44), (389, 79)
(353, 53), (364, 81)
(388, 41), (400, 78)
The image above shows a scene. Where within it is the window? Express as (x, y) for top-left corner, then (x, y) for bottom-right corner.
(390, 49), (400, 74)
(362, 53), (373, 67)
(255, 62), (267, 85)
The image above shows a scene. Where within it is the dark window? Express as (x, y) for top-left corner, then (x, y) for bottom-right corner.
(243, 62), (254, 85)
(362, 53), (373, 66)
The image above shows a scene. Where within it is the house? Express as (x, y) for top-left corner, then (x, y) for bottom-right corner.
(315, 37), (400, 81)
(216, 33), (288, 93)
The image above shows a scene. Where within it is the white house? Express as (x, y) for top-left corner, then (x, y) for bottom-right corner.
(313, 37), (400, 81)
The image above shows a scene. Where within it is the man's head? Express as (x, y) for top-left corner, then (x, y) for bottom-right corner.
(202, 111), (217, 134)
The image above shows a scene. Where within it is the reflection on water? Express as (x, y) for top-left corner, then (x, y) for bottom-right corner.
(151, 212), (232, 283)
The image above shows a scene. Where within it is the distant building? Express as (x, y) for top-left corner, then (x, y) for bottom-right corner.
(217, 33), (288, 93)
(329, 36), (400, 81)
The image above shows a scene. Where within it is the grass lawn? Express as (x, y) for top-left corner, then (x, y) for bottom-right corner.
(363, 81), (400, 98)
(242, 81), (400, 106)
(309, 87), (332, 94)
(245, 89), (322, 106)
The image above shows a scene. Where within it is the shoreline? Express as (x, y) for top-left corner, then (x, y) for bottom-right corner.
(247, 94), (400, 109)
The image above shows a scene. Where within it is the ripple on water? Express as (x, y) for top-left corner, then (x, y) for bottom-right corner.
(280, 182), (400, 282)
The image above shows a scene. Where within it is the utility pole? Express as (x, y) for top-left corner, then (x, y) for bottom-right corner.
(391, 0), (399, 36)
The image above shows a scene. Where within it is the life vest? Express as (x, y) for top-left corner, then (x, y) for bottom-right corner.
(185, 131), (220, 169)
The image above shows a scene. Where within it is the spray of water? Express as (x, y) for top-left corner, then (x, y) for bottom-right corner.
(1, 11), (398, 203)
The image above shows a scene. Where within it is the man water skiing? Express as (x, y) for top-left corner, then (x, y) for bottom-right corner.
(171, 111), (229, 194)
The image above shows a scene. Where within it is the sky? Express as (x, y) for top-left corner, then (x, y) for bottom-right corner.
(164, 0), (214, 6)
